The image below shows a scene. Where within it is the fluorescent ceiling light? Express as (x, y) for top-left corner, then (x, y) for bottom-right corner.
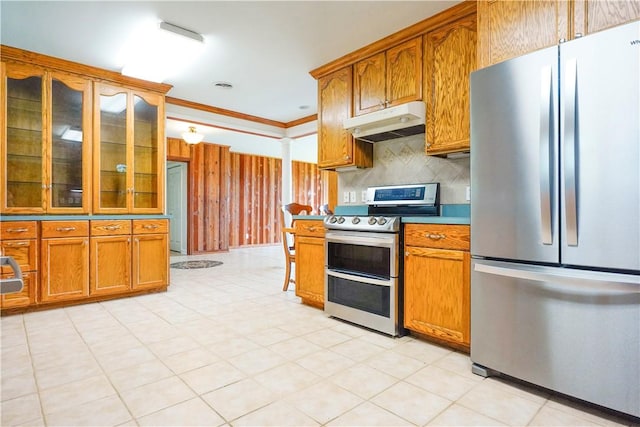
(61, 126), (83, 142)
(121, 20), (204, 83)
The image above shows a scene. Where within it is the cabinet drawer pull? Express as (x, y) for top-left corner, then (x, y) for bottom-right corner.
(6, 228), (29, 233)
(307, 226), (317, 232)
(5, 242), (29, 247)
(426, 233), (446, 240)
(56, 227), (77, 232)
(101, 225), (121, 231)
(143, 224), (159, 230)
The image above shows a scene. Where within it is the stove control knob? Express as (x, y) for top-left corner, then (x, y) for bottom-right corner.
(328, 215), (337, 224)
(378, 217), (387, 225)
(368, 217), (377, 225)
(337, 216), (346, 224)
(352, 217), (361, 224)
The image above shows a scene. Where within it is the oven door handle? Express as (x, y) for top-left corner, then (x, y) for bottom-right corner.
(326, 270), (393, 287)
(325, 234), (396, 247)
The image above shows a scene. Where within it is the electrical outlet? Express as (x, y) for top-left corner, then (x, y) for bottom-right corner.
(361, 190), (367, 202)
(343, 191), (350, 203)
(349, 191), (357, 203)
(466, 186), (471, 202)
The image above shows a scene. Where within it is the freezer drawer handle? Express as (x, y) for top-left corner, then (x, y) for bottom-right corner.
(539, 65), (554, 245)
(474, 262), (640, 293)
(564, 58), (579, 246)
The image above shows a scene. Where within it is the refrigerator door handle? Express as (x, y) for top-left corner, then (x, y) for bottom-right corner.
(474, 261), (640, 293)
(564, 58), (579, 246)
(539, 66), (553, 245)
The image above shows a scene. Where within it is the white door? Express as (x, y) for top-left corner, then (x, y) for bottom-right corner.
(167, 162), (187, 254)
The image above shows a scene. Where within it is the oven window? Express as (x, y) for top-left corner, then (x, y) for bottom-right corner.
(327, 275), (390, 318)
(327, 242), (391, 279)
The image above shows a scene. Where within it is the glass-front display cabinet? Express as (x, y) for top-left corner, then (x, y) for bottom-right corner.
(1, 63), (91, 213)
(94, 83), (164, 214)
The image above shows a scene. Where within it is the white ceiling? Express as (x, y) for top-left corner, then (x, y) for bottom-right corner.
(1, 1), (460, 152)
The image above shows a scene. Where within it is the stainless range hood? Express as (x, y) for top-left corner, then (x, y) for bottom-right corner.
(343, 101), (425, 143)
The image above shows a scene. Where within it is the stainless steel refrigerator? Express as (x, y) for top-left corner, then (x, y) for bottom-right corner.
(470, 21), (640, 418)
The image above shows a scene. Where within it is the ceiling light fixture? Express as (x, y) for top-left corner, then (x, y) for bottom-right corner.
(182, 126), (204, 144)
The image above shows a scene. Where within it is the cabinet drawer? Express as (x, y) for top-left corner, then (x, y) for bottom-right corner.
(294, 220), (325, 237)
(404, 224), (470, 251)
(91, 220), (132, 236)
(133, 219), (168, 234)
(1, 271), (37, 309)
(1, 221), (38, 240)
(41, 221), (89, 238)
(0, 239), (38, 273)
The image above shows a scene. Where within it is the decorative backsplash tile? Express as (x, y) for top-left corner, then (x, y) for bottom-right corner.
(338, 134), (470, 204)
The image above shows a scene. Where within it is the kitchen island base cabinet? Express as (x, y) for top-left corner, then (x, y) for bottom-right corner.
(294, 219), (325, 308)
(404, 224), (470, 350)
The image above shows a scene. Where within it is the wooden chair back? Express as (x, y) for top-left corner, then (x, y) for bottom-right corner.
(280, 203), (312, 291)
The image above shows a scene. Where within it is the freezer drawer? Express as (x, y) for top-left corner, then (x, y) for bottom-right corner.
(471, 259), (640, 418)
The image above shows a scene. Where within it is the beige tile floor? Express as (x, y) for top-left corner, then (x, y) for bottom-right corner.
(1, 245), (637, 427)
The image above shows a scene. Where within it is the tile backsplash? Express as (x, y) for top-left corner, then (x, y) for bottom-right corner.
(338, 134), (470, 205)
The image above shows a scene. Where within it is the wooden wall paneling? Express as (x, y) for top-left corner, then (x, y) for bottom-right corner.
(219, 145), (230, 251)
(190, 142), (204, 253)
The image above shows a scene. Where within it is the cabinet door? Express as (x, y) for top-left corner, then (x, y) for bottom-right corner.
(132, 91), (164, 213)
(90, 235), (131, 296)
(404, 246), (470, 346)
(573, 0), (640, 36)
(318, 67), (354, 169)
(40, 237), (89, 302)
(425, 15), (477, 155)
(354, 52), (386, 115)
(94, 84), (130, 213)
(132, 233), (168, 290)
(386, 38), (423, 107)
(295, 235), (325, 306)
(1, 63), (46, 213)
(477, 0), (570, 68)
(1, 271), (37, 309)
(48, 72), (92, 213)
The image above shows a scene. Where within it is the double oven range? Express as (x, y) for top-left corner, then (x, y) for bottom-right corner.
(324, 183), (439, 336)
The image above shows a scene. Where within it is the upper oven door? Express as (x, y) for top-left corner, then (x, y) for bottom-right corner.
(325, 230), (398, 280)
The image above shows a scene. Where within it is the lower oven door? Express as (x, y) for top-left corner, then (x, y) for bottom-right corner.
(325, 271), (399, 336)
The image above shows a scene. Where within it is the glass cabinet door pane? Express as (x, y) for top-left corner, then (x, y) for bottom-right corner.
(6, 76), (43, 208)
(99, 92), (128, 209)
(51, 78), (84, 208)
(133, 95), (158, 210)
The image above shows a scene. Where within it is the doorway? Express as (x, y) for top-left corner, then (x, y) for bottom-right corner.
(167, 161), (188, 254)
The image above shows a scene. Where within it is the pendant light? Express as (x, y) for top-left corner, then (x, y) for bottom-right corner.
(182, 126), (204, 144)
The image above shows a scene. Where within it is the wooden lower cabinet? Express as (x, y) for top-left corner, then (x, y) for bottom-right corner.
(40, 236), (89, 303)
(132, 233), (168, 290)
(294, 219), (325, 307)
(1, 271), (37, 308)
(403, 223), (471, 349)
(90, 236), (131, 296)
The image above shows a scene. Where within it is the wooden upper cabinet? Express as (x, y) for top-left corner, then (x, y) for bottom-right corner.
(478, 0), (639, 69)
(1, 63), (92, 213)
(94, 83), (165, 213)
(354, 38), (422, 115)
(573, 0), (640, 36)
(386, 37), (423, 108)
(477, 0), (569, 68)
(317, 67), (372, 170)
(424, 14), (477, 155)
